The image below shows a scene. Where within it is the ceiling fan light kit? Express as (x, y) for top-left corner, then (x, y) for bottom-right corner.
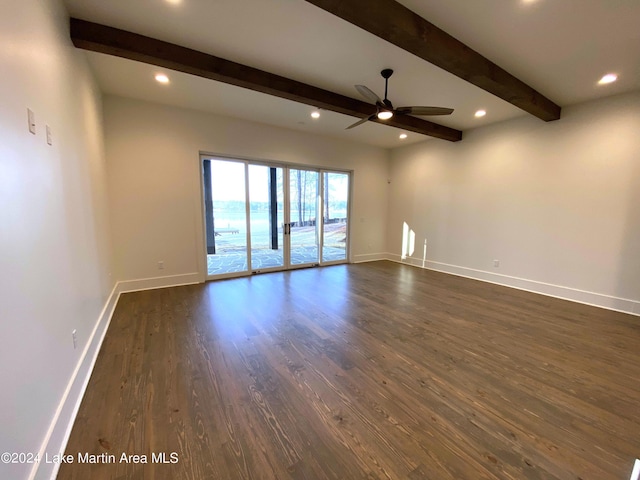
(347, 69), (454, 130)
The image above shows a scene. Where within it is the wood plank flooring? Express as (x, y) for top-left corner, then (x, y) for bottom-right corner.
(58, 261), (640, 480)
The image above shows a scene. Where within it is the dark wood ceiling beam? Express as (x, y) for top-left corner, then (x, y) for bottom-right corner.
(303, 0), (561, 122)
(70, 18), (462, 142)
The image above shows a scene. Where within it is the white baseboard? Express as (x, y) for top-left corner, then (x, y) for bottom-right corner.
(30, 272), (203, 480)
(386, 253), (640, 317)
(352, 252), (388, 263)
(30, 282), (121, 480)
(118, 272), (201, 293)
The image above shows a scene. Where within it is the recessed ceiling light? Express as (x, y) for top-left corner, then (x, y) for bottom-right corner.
(475, 109), (487, 118)
(399, 133), (408, 139)
(155, 73), (170, 84)
(598, 73), (618, 85)
(377, 110), (393, 120)
(165, 0), (182, 4)
(310, 110), (320, 119)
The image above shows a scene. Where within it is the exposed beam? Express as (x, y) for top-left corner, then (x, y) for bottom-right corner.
(304, 0), (561, 122)
(70, 18), (462, 142)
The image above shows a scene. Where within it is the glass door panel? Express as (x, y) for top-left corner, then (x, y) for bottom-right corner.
(289, 169), (319, 266)
(204, 159), (248, 276)
(248, 165), (284, 271)
(322, 172), (349, 263)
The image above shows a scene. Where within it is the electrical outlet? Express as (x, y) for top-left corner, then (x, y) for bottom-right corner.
(72, 329), (77, 349)
(27, 108), (36, 134)
(46, 125), (52, 145)
(493, 259), (500, 268)
(158, 261), (165, 270)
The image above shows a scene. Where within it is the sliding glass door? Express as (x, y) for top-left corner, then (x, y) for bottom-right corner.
(321, 171), (349, 263)
(203, 157), (349, 279)
(248, 164), (285, 270)
(289, 168), (319, 267)
(203, 159), (248, 276)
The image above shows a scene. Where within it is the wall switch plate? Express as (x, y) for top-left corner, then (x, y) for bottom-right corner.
(46, 125), (52, 145)
(28, 108), (36, 134)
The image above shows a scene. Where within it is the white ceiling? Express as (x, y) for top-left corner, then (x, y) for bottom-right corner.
(63, 0), (640, 149)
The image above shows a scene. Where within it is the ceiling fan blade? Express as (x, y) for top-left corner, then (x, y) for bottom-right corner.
(396, 106), (454, 116)
(355, 85), (382, 105)
(345, 114), (376, 130)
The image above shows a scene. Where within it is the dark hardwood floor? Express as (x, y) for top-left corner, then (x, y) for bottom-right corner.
(58, 261), (640, 480)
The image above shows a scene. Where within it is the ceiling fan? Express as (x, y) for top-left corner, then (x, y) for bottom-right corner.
(347, 69), (454, 129)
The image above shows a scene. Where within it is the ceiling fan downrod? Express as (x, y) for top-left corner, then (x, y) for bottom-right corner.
(381, 69), (393, 105)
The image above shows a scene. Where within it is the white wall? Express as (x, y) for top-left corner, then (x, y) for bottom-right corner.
(0, 1), (113, 478)
(388, 92), (640, 314)
(104, 96), (389, 286)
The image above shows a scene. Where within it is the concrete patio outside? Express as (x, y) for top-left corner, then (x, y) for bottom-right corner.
(207, 223), (347, 276)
